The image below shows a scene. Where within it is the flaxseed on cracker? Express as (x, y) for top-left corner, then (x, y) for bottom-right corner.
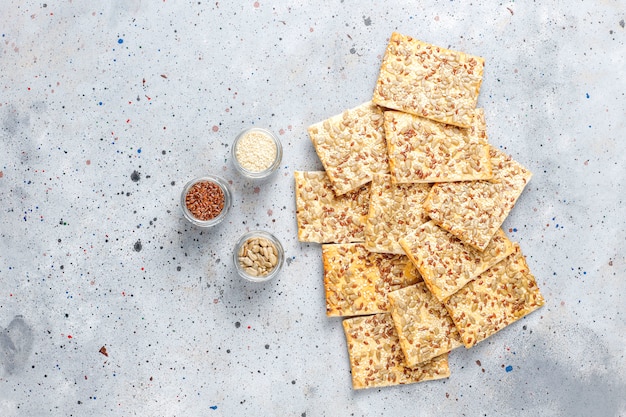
(295, 171), (371, 244)
(308, 102), (389, 195)
(424, 147), (532, 251)
(388, 282), (463, 367)
(323, 243), (421, 317)
(444, 244), (545, 348)
(399, 220), (514, 302)
(373, 32), (485, 128)
(385, 109), (492, 183)
(364, 174), (432, 254)
(342, 313), (450, 389)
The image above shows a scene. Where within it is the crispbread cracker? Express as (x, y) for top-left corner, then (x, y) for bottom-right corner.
(322, 243), (421, 317)
(424, 147), (532, 251)
(342, 313), (450, 389)
(385, 109), (492, 183)
(444, 244), (545, 348)
(308, 102), (389, 195)
(372, 32), (485, 128)
(364, 174), (431, 254)
(388, 282), (463, 367)
(399, 220), (514, 302)
(295, 171), (370, 243)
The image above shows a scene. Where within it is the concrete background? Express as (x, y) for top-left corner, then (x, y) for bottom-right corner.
(1, 1), (624, 416)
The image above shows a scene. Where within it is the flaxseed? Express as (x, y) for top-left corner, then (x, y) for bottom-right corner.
(185, 180), (224, 221)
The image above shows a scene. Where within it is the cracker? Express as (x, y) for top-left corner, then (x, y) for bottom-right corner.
(388, 282), (463, 367)
(323, 243), (421, 317)
(424, 147), (532, 251)
(364, 174), (432, 254)
(385, 109), (492, 183)
(444, 244), (545, 348)
(342, 313), (450, 389)
(399, 220), (514, 302)
(295, 171), (370, 243)
(308, 102), (389, 195)
(372, 32), (485, 128)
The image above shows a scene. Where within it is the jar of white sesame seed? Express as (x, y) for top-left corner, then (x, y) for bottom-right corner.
(231, 128), (282, 179)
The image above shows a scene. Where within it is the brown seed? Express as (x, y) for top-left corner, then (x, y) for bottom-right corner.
(185, 181), (224, 221)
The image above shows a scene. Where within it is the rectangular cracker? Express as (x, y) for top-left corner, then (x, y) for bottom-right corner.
(385, 109), (492, 183)
(342, 313), (450, 389)
(372, 32), (485, 128)
(424, 147), (532, 251)
(295, 171), (370, 243)
(322, 243), (422, 317)
(399, 220), (515, 302)
(388, 282), (463, 367)
(364, 174), (432, 254)
(308, 102), (390, 195)
(444, 244), (545, 348)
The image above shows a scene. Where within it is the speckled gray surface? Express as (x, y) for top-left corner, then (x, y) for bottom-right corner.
(1, 1), (625, 416)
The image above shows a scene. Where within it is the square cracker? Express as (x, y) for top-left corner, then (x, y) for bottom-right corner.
(399, 220), (515, 302)
(342, 313), (450, 390)
(295, 171), (370, 243)
(322, 243), (422, 317)
(388, 282), (463, 367)
(372, 32), (485, 128)
(444, 244), (545, 348)
(364, 174), (432, 254)
(423, 147), (532, 251)
(308, 102), (389, 195)
(384, 109), (492, 183)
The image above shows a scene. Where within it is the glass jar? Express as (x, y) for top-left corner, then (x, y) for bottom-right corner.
(233, 231), (284, 282)
(231, 128), (282, 179)
(180, 175), (232, 227)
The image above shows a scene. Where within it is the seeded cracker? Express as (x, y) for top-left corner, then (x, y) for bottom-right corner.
(444, 244), (545, 348)
(424, 147), (532, 251)
(308, 102), (389, 195)
(372, 32), (485, 128)
(399, 220), (514, 302)
(322, 243), (421, 317)
(364, 174), (431, 254)
(342, 313), (450, 390)
(388, 282), (463, 367)
(385, 109), (492, 183)
(294, 171), (370, 243)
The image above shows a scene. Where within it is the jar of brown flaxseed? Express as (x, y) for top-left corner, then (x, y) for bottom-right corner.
(180, 175), (232, 227)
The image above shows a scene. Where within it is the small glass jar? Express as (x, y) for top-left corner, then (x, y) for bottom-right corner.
(233, 231), (284, 283)
(180, 175), (232, 227)
(231, 128), (282, 179)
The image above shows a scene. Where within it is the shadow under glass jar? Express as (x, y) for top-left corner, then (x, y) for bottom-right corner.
(231, 128), (282, 179)
(233, 231), (284, 283)
(180, 175), (232, 227)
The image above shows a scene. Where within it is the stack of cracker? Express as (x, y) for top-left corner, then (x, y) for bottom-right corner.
(295, 32), (545, 390)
